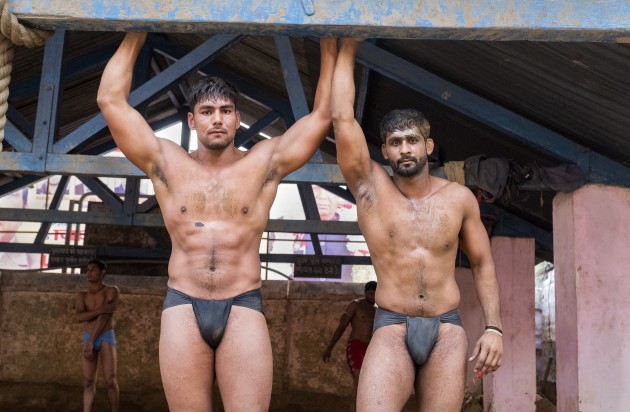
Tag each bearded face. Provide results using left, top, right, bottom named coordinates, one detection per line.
left=390, top=152, right=429, bottom=177
left=382, top=127, right=433, bottom=178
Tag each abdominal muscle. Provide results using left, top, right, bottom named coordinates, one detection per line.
left=165, top=219, right=264, bottom=300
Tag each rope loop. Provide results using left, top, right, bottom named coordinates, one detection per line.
left=0, top=0, right=53, bottom=149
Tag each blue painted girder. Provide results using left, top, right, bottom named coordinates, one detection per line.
left=10, top=0, right=630, bottom=42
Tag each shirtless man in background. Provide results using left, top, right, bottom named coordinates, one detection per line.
left=331, top=38, right=503, bottom=411
left=97, top=33, right=337, bottom=411
left=322, top=281, right=377, bottom=410
left=74, top=259, right=120, bottom=412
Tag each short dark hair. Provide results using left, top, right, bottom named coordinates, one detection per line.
left=379, top=109, right=431, bottom=144
left=188, top=76, right=240, bottom=111
left=87, top=259, right=107, bottom=271
left=364, top=281, right=377, bottom=292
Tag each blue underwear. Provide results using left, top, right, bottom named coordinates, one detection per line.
left=162, top=287, right=264, bottom=350
left=82, top=329, right=117, bottom=351
left=373, top=306, right=462, bottom=366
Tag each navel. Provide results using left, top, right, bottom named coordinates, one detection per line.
left=181, top=206, right=187, bottom=213
left=389, top=231, right=395, bottom=238
left=241, top=207, right=248, bottom=214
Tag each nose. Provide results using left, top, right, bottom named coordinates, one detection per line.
left=211, top=111, right=223, bottom=125
left=400, top=140, right=411, bottom=154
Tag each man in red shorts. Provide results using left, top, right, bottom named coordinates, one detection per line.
left=322, top=281, right=377, bottom=409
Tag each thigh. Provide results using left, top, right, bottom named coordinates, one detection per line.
left=416, top=323, right=467, bottom=412
left=357, top=324, right=415, bottom=412
left=99, top=342, right=118, bottom=381
left=160, top=304, right=214, bottom=412
left=215, top=306, right=272, bottom=412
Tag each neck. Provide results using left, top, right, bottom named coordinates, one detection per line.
left=88, top=283, right=105, bottom=294
left=392, top=168, right=432, bottom=199
left=191, top=145, right=241, bottom=167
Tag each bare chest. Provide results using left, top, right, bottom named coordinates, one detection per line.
left=160, top=167, right=274, bottom=222
left=361, top=199, right=461, bottom=253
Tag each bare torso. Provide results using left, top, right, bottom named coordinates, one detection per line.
left=153, top=139, right=280, bottom=299
left=349, top=298, right=376, bottom=343
left=357, top=168, right=468, bottom=317
left=81, top=285, right=117, bottom=333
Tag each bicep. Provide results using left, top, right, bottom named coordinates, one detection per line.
left=334, top=118, right=375, bottom=188
left=107, top=287, right=121, bottom=304
left=459, top=192, right=493, bottom=268
left=101, top=101, right=163, bottom=174
left=271, top=110, right=331, bottom=175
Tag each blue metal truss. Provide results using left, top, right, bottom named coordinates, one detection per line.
left=11, top=0, right=630, bottom=42
left=5, top=2, right=627, bottom=261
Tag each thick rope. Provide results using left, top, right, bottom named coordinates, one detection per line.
left=0, top=1, right=52, bottom=151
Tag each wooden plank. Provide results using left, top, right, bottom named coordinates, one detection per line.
left=10, top=0, right=630, bottom=41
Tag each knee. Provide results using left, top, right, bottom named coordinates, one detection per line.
left=105, top=376, right=118, bottom=389
left=83, top=377, right=96, bottom=390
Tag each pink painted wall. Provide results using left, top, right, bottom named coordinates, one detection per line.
left=554, top=184, right=630, bottom=411
left=483, top=237, right=536, bottom=411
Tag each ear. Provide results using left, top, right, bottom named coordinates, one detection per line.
left=187, top=111, right=195, bottom=130
left=381, top=143, right=389, bottom=160
left=235, top=110, right=241, bottom=126
left=426, top=138, right=435, bottom=156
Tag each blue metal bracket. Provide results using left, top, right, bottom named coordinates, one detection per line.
left=301, top=0, right=315, bottom=16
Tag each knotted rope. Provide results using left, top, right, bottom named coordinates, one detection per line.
left=0, top=0, right=52, bottom=151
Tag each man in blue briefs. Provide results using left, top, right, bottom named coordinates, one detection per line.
left=74, top=259, right=120, bottom=412
left=331, top=39, right=503, bottom=411
left=98, top=32, right=338, bottom=410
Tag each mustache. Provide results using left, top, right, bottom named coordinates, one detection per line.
left=397, top=156, right=417, bottom=165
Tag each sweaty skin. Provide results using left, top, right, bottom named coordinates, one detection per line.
left=97, top=33, right=338, bottom=411
left=331, top=38, right=502, bottom=412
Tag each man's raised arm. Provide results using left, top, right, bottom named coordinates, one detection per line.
left=97, top=33, right=164, bottom=175
left=270, top=37, right=338, bottom=176
left=331, top=39, right=374, bottom=189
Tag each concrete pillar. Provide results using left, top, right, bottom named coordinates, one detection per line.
left=553, top=184, right=630, bottom=411
left=484, top=237, right=537, bottom=411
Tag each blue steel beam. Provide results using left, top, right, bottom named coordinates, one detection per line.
left=33, top=176, right=68, bottom=244
left=4, top=121, right=32, bottom=152
left=77, top=177, right=124, bottom=211
left=9, top=43, right=118, bottom=102
left=355, top=41, right=630, bottom=188
left=274, top=35, right=322, bottom=163
left=33, top=30, right=65, bottom=157
left=10, top=0, right=630, bottom=42
left=7, top=106, right=34, bottom=139
left=234, top=111, right=281, bottom=147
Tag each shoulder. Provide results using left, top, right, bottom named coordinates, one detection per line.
left=105, top=285, right=120, bottom=296
left=434, top=178, right=476, bottom=203
left=160, top=138, right=192, bottom=157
